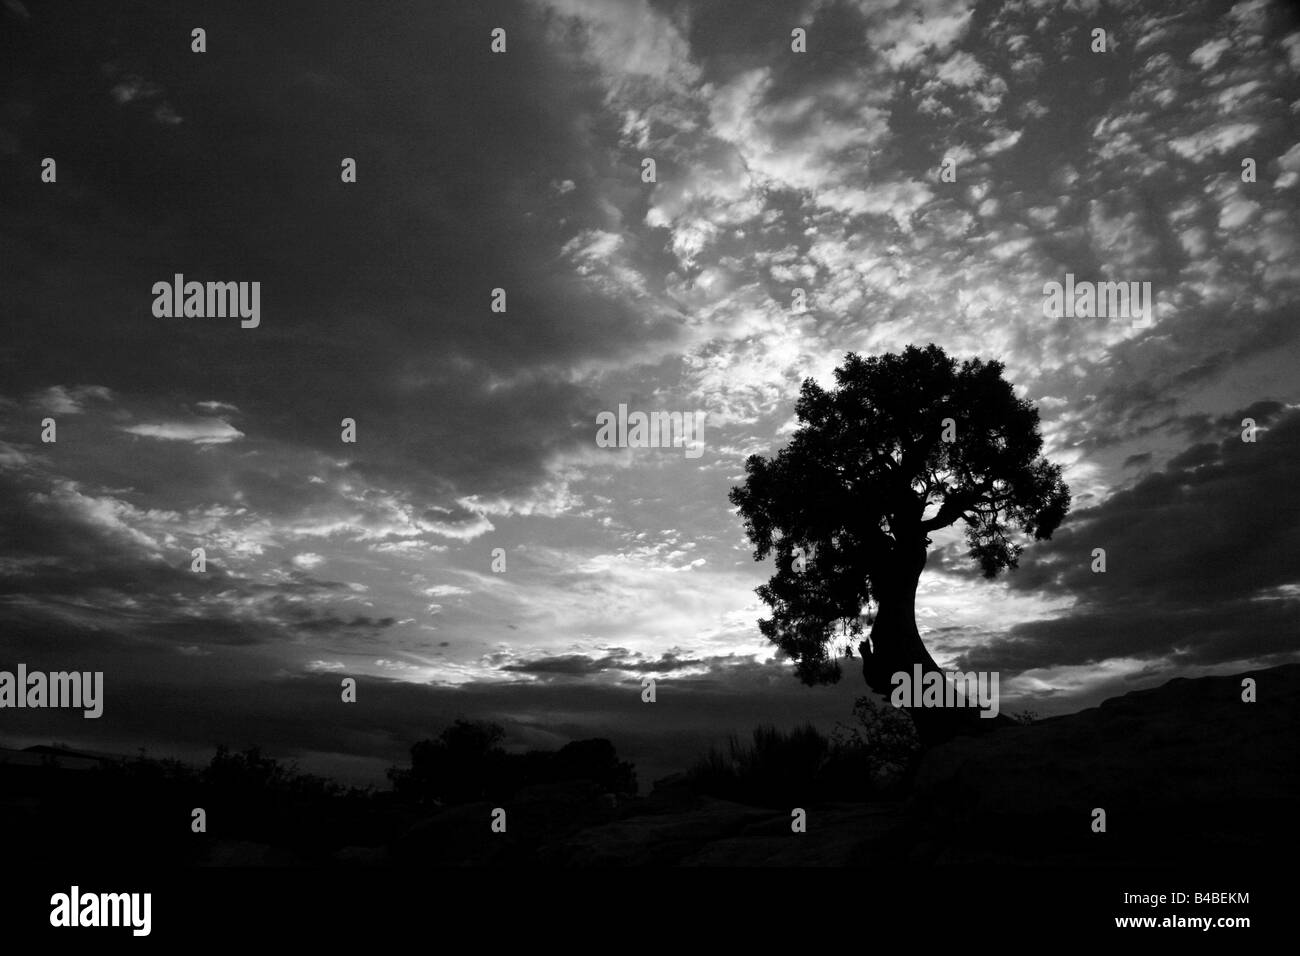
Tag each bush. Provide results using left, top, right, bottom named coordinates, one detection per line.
left=830, top=695, right=921, bottom=793
left=686, top=697, right=921, bottom=807
left=687, top=723, right=833, bottom=807
left=387, top=720, right=638, bottom=806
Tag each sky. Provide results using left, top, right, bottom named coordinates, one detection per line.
left=1, top=0, right=1298, bottom=788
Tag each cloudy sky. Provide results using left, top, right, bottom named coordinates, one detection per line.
left=2, top=0, right=1298, bottom=787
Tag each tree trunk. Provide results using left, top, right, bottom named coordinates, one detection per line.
left=858, top=541, right=1011, bottom=747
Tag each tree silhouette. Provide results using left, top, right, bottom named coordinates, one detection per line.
left=729, top=344, right=1070, bottom=745
left=388, top=718, right=507, bottom=806
left=387, top=720, right=639, bottom=805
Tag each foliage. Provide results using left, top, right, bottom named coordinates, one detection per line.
left=831, top=695, right=921, bottom=788
left=729, top=344, right=1071, bottom=684
left=387, top=719, right=637, bottom=805
left=686, top=698, right=922, bottom=806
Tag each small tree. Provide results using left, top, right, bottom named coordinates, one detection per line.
left=388, top=719, right=506, bottom=805
left=729, top=345, right=1070, bottom=744
left=832, top=696, right=921, bottom=791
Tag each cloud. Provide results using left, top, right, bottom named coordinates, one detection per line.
left=32, top=385, right=113, bottom=415
left=102, top=64, right=183, bottom=125
left=1275, top=142, right=1300, bottom=189
left=421, top=585, right=470, bottom=598
left=499, top=648, right=744, bottom=679
left=1189, top=37, right=1232, bottom=70
left=533, top=0, right=701, bottom=95
left=934, top=51, right=987, bottom=88
left=862, top=0, right=974, bottom=69
left=958, top=405, right=1300, bottom=676
left=1167, top=122, right=1260, bottom=160
left=120, top=420, right=244, bottom=444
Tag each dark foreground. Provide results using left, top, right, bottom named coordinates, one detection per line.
left=3, top=664, right=1294, bottom=869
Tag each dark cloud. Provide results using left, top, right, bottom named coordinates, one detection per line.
left=0, top=451, right=397, bottom=651
left=958, top=406, right=1300, bottom=675
left=1054, top=319, right=1298, bottom=457
left=499, top=649, right=719, bottom=677
left=0, top=0, right=675, bottom=508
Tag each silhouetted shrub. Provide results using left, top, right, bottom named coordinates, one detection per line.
left=830, top=695, right=921, bottom=794
left=387, top=719, right=508, bottom=806
left=687, top=723, right=833, bottom=807
left=686, top=697, right=921, bottom=806
left=553, top=738, right=637, bottom=795
left=387, top=720, right=637, bottom=806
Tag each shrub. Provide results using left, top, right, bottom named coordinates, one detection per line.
left=687, top=697, right=922, bottom=806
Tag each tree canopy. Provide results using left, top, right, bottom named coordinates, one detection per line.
left=729, top=344, right=1071, bottom=685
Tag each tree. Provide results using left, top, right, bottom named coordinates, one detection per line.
left=387, top=722, right=640, bottom=805
left=388, top=719, right=506, bottom=805
left=554, top=738, right=638, bottom=796
left=729, top=344, right=1070, bottom=745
